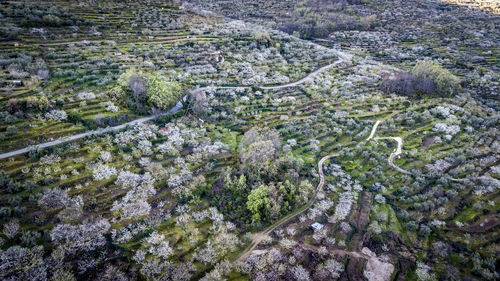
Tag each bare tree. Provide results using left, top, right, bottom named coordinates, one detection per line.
left=3, top=220, right=19, bottom=239
left=128, top=75, right=146, bottom=103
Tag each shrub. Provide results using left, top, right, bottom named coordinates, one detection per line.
left=6, top=98, right=19, bottom=114
left=419, top=224, right=432, bottom=237
left=146, top=75, right=182, bottom=110
left=41, top=14, right=62, bottom=26
left=28, top=146, right=44, bottom=161
left=7, top=181, right=20, bottom=193
left=21, top=230, right=41, bottom=247
left=0, top=207, right=11, bottom=218
left=380, top=73, right=435, bottom=96
left=29, top=193, right=42, bottom=203
left=8, top=196, right=22, bottom=206
left=67, top=113, right=98, bottom=130
left=26, top=96, right=50, bottom=113
left=412, top=61, right=460, bottom=96
left=13, top=206, right=26, bottom=217
left=0, top=171, right=11, bottom=187
left=3, top=220, right=19, bottom=239
left=1, top=112, right=18, bottom=124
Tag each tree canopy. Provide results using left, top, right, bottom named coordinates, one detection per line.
left=246, top=184, right=270, bottom=222
left=412, top=60, right=460, bottom=97
left=239, top=126, right=282, bottom=177
left=146, top=75, right=182, bottom=110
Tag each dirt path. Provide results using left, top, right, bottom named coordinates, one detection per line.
left=235, top=153, right=338, bottom=263
left=302, top=241, right=371, bottom=260
left=353, top=191, right=373, bottom=250
left=260, top=59, right=346, bottom=90
left=368, top=120, right=467, bottom=182
left=0, top=99, right=186, bottom=160
left=366, top=120, right=381, bottom=141
left=374, top=136, right=410, bottom=175
left=193, top=59, right=345, bottom=91
left=0, top=60, right=345, bottom=160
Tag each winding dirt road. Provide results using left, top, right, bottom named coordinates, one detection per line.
left=260, top=59, right=346, bottom=90
left=374, top=136, right=409, bottom=175
left=366, top=120, right=381, bottom=141
left=0, top=100, right=185, bottom=160
left=368, top=120, right=467, bottom=182
left=235, top=153, right=338, bottom=262
left=0, top=60, right=345, bottom=160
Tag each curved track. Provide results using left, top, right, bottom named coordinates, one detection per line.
left=260, top=59, right=345, bottom=90
left=236, top=153, right=338, bottom=262
left=0, top=100, right=184, bottom=160
left=0, top=59, right=347, bottom=160
left=368, top=120, right=466, bottom=182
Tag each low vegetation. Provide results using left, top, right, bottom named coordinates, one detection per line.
left=0, top=0, right=498, bottom=280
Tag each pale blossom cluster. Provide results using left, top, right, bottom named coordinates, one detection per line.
left=177, top=64, right=217, bottom=79
left=43, top=109, right=68, bottom=121
left=200, top=260, right=232, bottom=281
left=51, top=219, right=110, bottom=254
left=111, top=221, right=150, bottom=244
left=99, top=151, right=112, bottom=162
left=145, top=231, right=174, bottom=259
left=433, top=122, right=460, bottom=136
left=374, top=194, right=386, bottom=204
left=102, top=101, right=119, bottom=112
left=77, top=91, right=96, bottom=100
left=113, top=123, right=158, bottom=146
left=326, top=165, right=362, bottom=223
left=89, top=163, right=117, bottom=181
left=415, top=262, right=436, bottom=281
left=430, top=104, right=463, bottom=119
left=425, top=159, right=452, bottom=173
left=111, top=171, right=156, bottom=219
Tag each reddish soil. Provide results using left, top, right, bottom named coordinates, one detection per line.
left=467, top=216, right=499, bottom=232
left=422, top=136, right=435, bottom=147
left=350, top=190, right=373, bottom=251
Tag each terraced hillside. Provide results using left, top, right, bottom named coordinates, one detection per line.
left=0, top=1, right=498, bottom=281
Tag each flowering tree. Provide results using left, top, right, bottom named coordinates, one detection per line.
left=44, top=109, right=67, bottom=121
left=239, top=126, right=283, bottom=179
left=3, top=220, right=19, bottom=239
left=51, top=219, right=110, bottom=254
left=292, top=265, right=311, bottom=281
left=91, top=163, right=117, bottom=181
left=111, top=171, right=156, bottom=219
